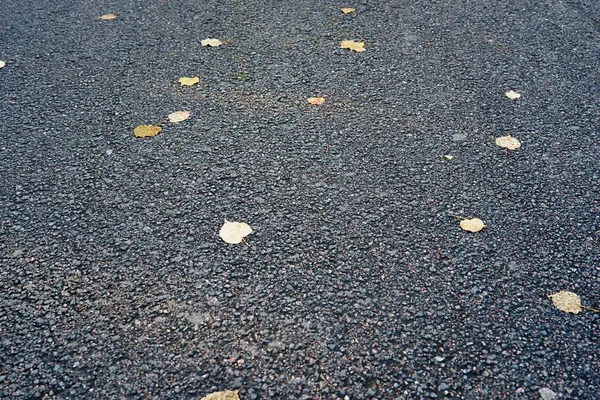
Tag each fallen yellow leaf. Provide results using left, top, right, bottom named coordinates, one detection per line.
left=495, top=135, right=521, bottom=150
left=168, top=111, right=191, bottom=123
left=0, top=60, right=5, bottom=69
left=201, top=38, right=224, bottom=47
left=219, top=220, right=253, bottom=244
left=505, top=90, right=521, bottom=100
left=99, top=13, right=117, bottom=20
left=133, top=125, right=162, bottom=138
left=340, top=40, right=366, bottom=52
left=179, top=76, right=199, bottom=86
left=200, top=390, right=240, bottom=400
left=341, top=7, right=356, bottom=14
left=307, top=97, right=325, bottom=105
left=459, top=218, right=485, bottom=233
left=443, top=155, right=453, bottom=160
left=549, top=290, right=582, bottom=314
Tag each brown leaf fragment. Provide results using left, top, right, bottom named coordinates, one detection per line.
left=200, top=390, right=240, bottom=400
left=134, top=125, right=162, bottom=138
left=99, top=13, right=117, bottom=20
left=549, top=290, right=582, bottom=314
left=341, top=7, right=356, bottom=14
left=340, top=40, right=366, bottom=52
left=0, top=60, right=5, bottom=69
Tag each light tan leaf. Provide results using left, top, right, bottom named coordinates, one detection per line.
left=0, top=60, right=5, bottom=69
left=201, top=38, right=224, bottom=47
left=549, top=290, right=582, bottom=314
left=219, top=220, right=253, bottom=244
left=168, top=111, right=191, bottom=123
left=495, top=135, right=521, bottom=150
left=340, top=40, right=366, bottom=52
left=179, top=76, right=199, bottom=86
left=505, top=90, right=521, bottom=100
left=134, top=125, right=162, bottom=138
left=341, top=7, right=356, bottom=14
left=459, top=218, right=485, bottom=233
left=99, top=13, right=117, bottom=20
left=443, top=155, right=453, bottom=160
left=200, top=390, right=240, bottom=400
left=307, top=97, right=325, bottom=105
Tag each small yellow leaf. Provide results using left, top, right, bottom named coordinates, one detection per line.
left=201, top=38, right=224, bottom=47
left=133, top=125, right=162, bottom=138
left=505, top=90, right=521, bottom=100
left=341, top=7, right=356, bottom=14
left=459, top=218, right=485, bottom=233
left=99, top=13, right=117, bottom=20
left=443, top=155, right=453, bottom=160
left=307, top=97, right=325, bottom=105
left=168, top=111, right=191, bottom=123
left=0, top=60, right=5, bottom=69
left=200, top=390, right=240, bottom=400
left=340, top=40, right=366, bottom=52
left=549, top=290, right=582, bottom=314
left=495, top=135, right=521, bottom=150
left=219, top=220, right=253, bottom=244
left=179, top=76, right=199, bottom=86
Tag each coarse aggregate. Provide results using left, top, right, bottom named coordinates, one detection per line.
left=1, top=0, right=599, bottom=399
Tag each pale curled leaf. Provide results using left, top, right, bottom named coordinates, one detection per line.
left=168, top=111, right=191, bottom=123
left=201, top=38, right=224, bottom=47
left=200, top=390, right=240, bottom=400
left=495, top=135, right=521, bottom=150
left=340, top=40, right=366, bottom=52
left=134, top=125, right=162, bottom=138
left=539, top=388, right=557, bottom=400
left=459, top=218, right=485, bottom=233
left=99, top=13, right=117, bottom=20
left=307, top=97, right=325, bottom=105
left=549, top=290, right=582, bottom=314
left=0, top=60, right=5, bottom=69
left=219, top=220, right=253, bottom=244
left=505, top=90, right=521, bottom=100
left=179, top=76, right=199, bottom=86
left=341, top=7, right=356, bottom=14
left=443, top=155, right=453, bottom=160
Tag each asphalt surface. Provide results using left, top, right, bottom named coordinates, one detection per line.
left=1, top=0, right=599, bottom=399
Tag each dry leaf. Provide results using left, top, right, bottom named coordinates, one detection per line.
left=443, top=155, right=453, bottom=160
left=495, top=135, right=521, bottom=150
left=0, top=60, right=5, bottom=69
left=202, top=38, right=224, bottom=47
left=307, top=97, right=325, bottom=105
left=340, top=40, right=366, bottom=52
left=549, top=290, right=582, bottom=314
left=539, top=388, right=558, bottom=400
left=179, top=76, right=199, bottom=86
left=219, top=220, right=253, bottom=244
left=134, top=125, right=162, bottom=138
left=168, top=111, right=191, bottom=123
left=99, top=13, right=117, bottom=20
left=505, top=90, right=521, bottom=100
left=341, top=7, right=356, bottom=14
left=459, top=218, right=485, bottom=232
left=200, top=390, right=240, bottom=400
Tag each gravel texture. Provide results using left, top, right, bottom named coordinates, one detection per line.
left=1, top=0, right=599, bottom=399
